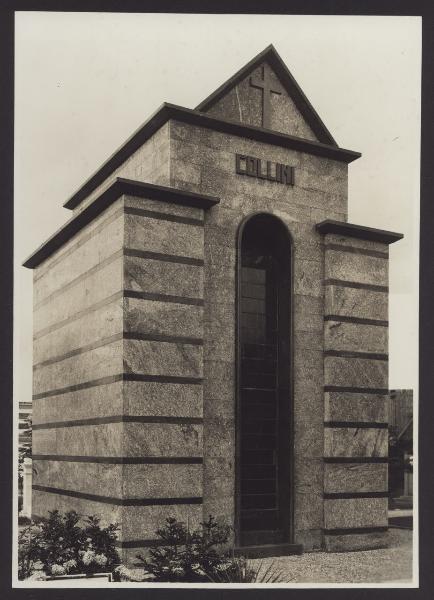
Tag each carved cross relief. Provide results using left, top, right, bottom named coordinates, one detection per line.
left=250, top=65, right=284, bottom=129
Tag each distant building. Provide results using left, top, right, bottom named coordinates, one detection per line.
left=388, top=390, right=413, bottom=508
left=19, top=400, right=32, bottom=456
left=18, top=400, right=32, bottom=510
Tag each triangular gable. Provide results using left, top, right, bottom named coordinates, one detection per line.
left=196, top=44, right=337, bottom=146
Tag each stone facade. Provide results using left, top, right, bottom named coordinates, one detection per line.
left=24, top=45, right=403, bottom=562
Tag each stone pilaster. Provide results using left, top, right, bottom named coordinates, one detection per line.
left=119, top=192, right=208, bottom=564
left=316, top=221, right=403, bottom=552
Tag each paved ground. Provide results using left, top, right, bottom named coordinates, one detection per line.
left=252, top=528, right=413, bottom=584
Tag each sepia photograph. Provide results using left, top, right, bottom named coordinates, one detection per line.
left=13, top=12, right=420, bottom=588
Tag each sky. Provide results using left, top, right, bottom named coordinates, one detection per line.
left=14, top=13, right=421, bottom=407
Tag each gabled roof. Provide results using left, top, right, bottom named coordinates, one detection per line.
left=62, top=46, right=360, bottom=212
left=196, top=44, right=337, bottom=147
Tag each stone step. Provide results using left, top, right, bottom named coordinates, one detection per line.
left=234, top=543, right=303, bottom=559
left=388, top=508, right=412, bottom=518
left=240, top=530, right=285, bottom=546
left=389, top=514, right=413, bottom=529
left=393, top=496, right=413, bottom=509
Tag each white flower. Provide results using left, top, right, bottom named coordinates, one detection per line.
left=114, top=565, right=130, bottom=581
left=63, top=559, right=77, bottom=573
left=94, top=554, right=108, bottom=567
left=81, top=550, right=96, bottom=566
left=26, top=572, right=46, bottom=581
left=51, top=564, right=66, bottom=576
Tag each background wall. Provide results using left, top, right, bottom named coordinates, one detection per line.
left=14, top=13, right=420, bottom=420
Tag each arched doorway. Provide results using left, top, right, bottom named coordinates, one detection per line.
left=236, top=213, right=293, bottom=547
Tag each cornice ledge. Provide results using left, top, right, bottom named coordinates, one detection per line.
left=315, top=219, right=403, bottom=245
left=23, top=178, right=219, bottom=269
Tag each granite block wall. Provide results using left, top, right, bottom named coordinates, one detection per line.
left=120, top=192, right=206, bottom=562
left=31, top=113, right=394, bottom=559
left=72, top=123, right=171, bottom=215
left=322, top=233, right=390, bottom=552
left=32, top=198, right=125, bottom=534
left=32, top=187, right=208, bottom=564
left=167, top=119, right=349, bottom=550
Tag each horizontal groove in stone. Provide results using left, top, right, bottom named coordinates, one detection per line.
left=34, top=290, right=204, bottom=341
left=324, top=421, right=388, bottom=429
left=32, top=485, right=203, bottom=506
left=324, top=279, right=388, bottom=293
left=115, top=539, right=166, bottom=548
left=124, top=205, right=204, bottom=227
left=324, top=386, right=389, bottom=395
left=33, top=374, right=124, bottom=400
left=324, top=350, right=388, bottom=361
left=32, top=415, right=204, bottom=430
left=324, top=244, right=388, bottom=259
left=34, top=331, right=203, bottom=370
left=323, top=457, right=389, bottom=464
left=124, top=248, right=204, bottom=266
left=324, top=526, right=388, bottom=536
left=123, top=332, right=203, bottom=346
left=124, top=290, right=204, bottom=306
left=324, top=492, right=389, bottom=499
left=324, top=315, right=388, bottom=327
left=34, top=249, right=123, bottom=310
left=32, top=455, right=203, bottom=464
left=33, top=206, right=124, bottom=283
left=33, top=373, right=203, bottom=400
left=123, top=373, right=203, bottom=385
left=33, top=333, right=123, bottom=370
left=33, top=291, right=123, bottom=340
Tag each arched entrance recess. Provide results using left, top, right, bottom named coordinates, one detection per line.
left=236, top=213, right=293, bottom=547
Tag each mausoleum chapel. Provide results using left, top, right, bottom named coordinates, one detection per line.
left=24, top=45, right=403, bottom=563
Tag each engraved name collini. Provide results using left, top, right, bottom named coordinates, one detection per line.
left=235, top=153, right=295, bottom=186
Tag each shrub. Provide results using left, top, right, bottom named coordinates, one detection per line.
left=136, top=515, right=232, bottom=582
left=18, top=524, right=43, bottom=580
left=207, top=556, right=285, bottom=583
left=18, top=510, right=120, bottom=579
left=135, top=516, right=287, bottom=584
left=113, top=565, right=135, bottom=582
left=81, top=515, right=120, bottom=572
left=112, top=565, right=154, bottom=582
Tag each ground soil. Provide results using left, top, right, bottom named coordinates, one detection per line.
left=252, top=528, right=413, bottom=584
